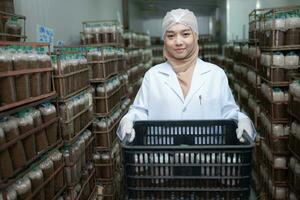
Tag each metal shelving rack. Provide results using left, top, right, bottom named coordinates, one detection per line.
left=0, top=11, right=26, bottom=41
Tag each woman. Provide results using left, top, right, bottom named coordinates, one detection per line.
left=117, top=8, right=255, bottom=142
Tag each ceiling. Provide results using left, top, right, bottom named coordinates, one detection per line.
left=130, top=0, right=220, bottom=18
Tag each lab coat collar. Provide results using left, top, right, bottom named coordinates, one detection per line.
left=158, top=58, right=211, bottom=75
left=158, top=58, right=212, bottom=104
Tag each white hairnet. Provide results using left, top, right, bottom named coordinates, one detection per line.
left=162, top=8, right=198, bottom=38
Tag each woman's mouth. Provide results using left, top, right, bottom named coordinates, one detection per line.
left=175, top=48, right=185, bottom=53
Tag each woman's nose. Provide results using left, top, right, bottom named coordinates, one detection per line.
left=175, top=36, right=183, bottom=45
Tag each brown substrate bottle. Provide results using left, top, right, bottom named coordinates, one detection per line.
left=1, top=185, right=17, bottom=200
left=0, top=0, right=14, bottom=13
left=85, top=33, right=93, bottom=45
left=5, top=16, right=22, bottom=41
left=73, top=97, right=81, bottom=136
left=107, top=25, right=114, bottom=43
left=59, top=101, right=74, bottom=140
left=78, top=137, right=86, bottom=170
left=28, top=49, right=41, bottom=97
left=96, top=85, right=106, bottom=114
left=63, top=150, right=72, bottom=186
left=30, top=109, right=48, bottom=154
left=93, top=153, right=101, bottom=178
left=0, top=49, right=16, bottom=105
left=12, top=48, right=30, bottom=101
left=83, top=129, right=92, bottom=161
left=103, top=184, right=113, bottom=200
left=68, top=61, right=74, bottom=95
left=49, top=150, right=64, bottom=193
left=285, top=28, right=300, bottom=45
left=0, top=117, right=27, bottom=170
left=273, top=30, right=285, bottom=46
left=81, top=169, right=90, bottom=199
left=28, top=168, right=45, bottom=200
left=39, top=158, right=55, bottom=200
left=39, top=53, right=52, bottom=95
left=15, top=177, right=32, bottom=200
left=39, top=103, right=58, bottom=146
left=95, top=119, right=108, bottom=148
left=100, top=153, right=112, bottom=180
left=78, top=96, right=86, bottom=130
left=16, top=110, right=36, bottom=161
left=87, top=163, right=95, bottom=190
left=0, top=127, right=14, bottom=180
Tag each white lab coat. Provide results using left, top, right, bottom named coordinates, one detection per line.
left=124, top=58, right=255, bottom=137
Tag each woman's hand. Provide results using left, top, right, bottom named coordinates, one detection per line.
left=117, top=117, right=135, bottom=143
left=236, top=118, right=254, bottom=143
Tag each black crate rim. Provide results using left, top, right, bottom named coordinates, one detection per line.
left=122, top=120, right=254, bottom=149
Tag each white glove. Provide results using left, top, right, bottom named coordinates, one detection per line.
left=236, top=118, right=254, bottom=143
left=117, top=117, right=135, bottom=143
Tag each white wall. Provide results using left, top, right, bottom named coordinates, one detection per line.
left=14, top=0, right=123, bottom=44
left=218, top=0, right=227, bottom=44
left=142, top=18, right=162, bottom=37
left=141, top=16, right=210, bottom=37
left=197, top=16, right=210, bottom=35
left=128, top=1, right=143, bottom=33
left=226, top=0, right=256, bottom=42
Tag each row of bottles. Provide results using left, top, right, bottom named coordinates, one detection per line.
left=0, top=149, right=64, bottom=200
left=0, top=45, right=52, bottom=105
left=0, top=103, right=58, bottom=182
left=81, top=21, right=123, bottom=45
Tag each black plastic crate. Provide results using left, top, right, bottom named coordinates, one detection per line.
left=122, top=120, right=254, bottom=200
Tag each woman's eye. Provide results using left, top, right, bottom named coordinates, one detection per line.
left=183, top=32, right=191, bottom=37
left=167, top=35, right=174, bottom=39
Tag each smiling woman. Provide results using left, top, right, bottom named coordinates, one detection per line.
left=117, top=8, right=256, bottom=145
left=164, top=25, right=196, bottom=60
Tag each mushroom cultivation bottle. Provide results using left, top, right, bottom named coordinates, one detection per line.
left=39, top=158, right=55, bottom=200
left=30, top=109, right=48, bottom=153
left=5, top=16, right=22, bottom=41
left=15, top=177, right=32, bottom=200
left=27, top=167, right=45, bottom=200
left=0, top=127, right=14, bottom=180
left=28, top=46, right=41, bottom=97
left=0, top=46, right=16, bottom=105
left=49, top=150, right=64, bottom=193
left=13, top=46, right=30, bottom=101
left=0, top=117, right=27, bottom=170
left=16, top=109, right=36, bottom=161
left=39, top=103, right=58, bottom=146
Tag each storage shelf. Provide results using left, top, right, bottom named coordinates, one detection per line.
left=0, top=92, right=57, bottom=116
left=261, top=45, right=300, bottom=51
left=0, top=142, right=64, bottom=189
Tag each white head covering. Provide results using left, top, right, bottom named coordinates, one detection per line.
left=162, top=8, right=198, bottom=38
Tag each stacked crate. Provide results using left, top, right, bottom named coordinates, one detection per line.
left=288, top=78, right=300, bottom=200
left=52, top=46, right=96, bottom=200
left=219, top=7, right=300, bottom=199
left=0, top=11, right=26, bottom=42
left=257, top=6, right=300, bottom=200
left=124, top=31, right=152, bottom=99
left=82, top=20, right=128, bottom=200
left=0, top=42, right=65, bottom=199
left=150, top=36, right=164, bottom=65
left=198, top=34, right=219, bottom=62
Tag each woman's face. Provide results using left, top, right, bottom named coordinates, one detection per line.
left=164, top=23, right=195, bottom=59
